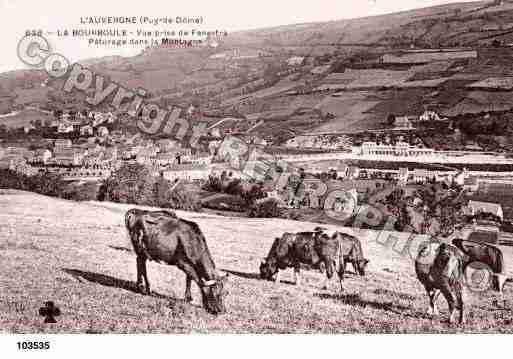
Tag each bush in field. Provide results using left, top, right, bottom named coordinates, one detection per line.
left=101, top=163, right=154, bottom=205
left=153, top=177, right=202, bottom=211
left=0, top=169, right=29, bottom=190
left=247, top=198, right=283, bottom=218
left=203, top=194, right=247, bottom=212
left=0, top=169, right=66, bottom=198
left=224, top=178, right=244, bottom=196
left=241, top=183, right=267, bottom=206
left=61, top=182, right=100, bottom=201
left=202, top=175, right=223, bottom=192
left=100, top=163, right=202, bottom=211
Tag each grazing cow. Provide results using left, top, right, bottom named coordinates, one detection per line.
left=125, top=208, right=228, bottom=315
left=415, top=241, right=466, bottom=324
left=259, top=229, right=368, bottom=291
left=332, top=231, right=369, bottom=277
left=452, top=238, right=508, bottom=305
left=452, top=238, right=507, bottom=291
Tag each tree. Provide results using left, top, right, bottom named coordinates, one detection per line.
left=153, top=177, right=201, bottom=211
left=202, top=175, right=223, bottom=192
left=225, top=178, right=243, bottom=196
left=53, top=109, right=63, bottom=119
left=241, top=183, right=266, bottom=206
left=247, top=198, right=283, bottom=218
left=492, top=39, right=503, bottom=48
left=387, top=114, right=396, bottom=126
left=102, top=163, right=154, bottom=205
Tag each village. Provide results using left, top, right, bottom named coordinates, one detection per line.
left=3, top=0, right=513, bottom=242
left=1, top=102, right=513, bottom=244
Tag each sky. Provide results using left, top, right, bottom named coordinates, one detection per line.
left=0, top=0, right=483, bottom=73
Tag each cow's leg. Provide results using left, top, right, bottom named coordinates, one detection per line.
left=322, top=260, right=334, bottom=291
left=428, top=288, right=441, bottom=316
left=496, top=274, right=507, bottom=307
left=294, top=264, right=301, bottom=286
left=140, top=256, right=151, bottom=294
left=176, top=260, right=201, bottom=301
left=274, top=270, right=281, bottom=284
left=184, top=276, right=193, bottom=302
left=136, top=256, right=149, bottom=294
left=135, top=256, right=143, bottom=291
left=338, top=258, right=346, bottom=292
left=455, top=283, right=465, bottom=325
left=440, top=283, right=457, bottom=324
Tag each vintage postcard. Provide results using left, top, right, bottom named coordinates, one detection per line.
left=1, top=0, right=513, bottom=351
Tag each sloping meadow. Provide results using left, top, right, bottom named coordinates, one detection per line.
left=0, top=191, right=512, bottom=333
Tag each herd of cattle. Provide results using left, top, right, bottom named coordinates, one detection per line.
left=124, top=208, right=509, bottom=324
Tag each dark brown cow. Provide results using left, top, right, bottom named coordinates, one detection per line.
left=125, top=208, right=228, bottom=315
left=332, top=231, right=369, bottom=277
left=452, top=238, right=507, bottom=292
left=259, top=229, right=368, bottom=291
left=415, top=241, right=466, bottom=324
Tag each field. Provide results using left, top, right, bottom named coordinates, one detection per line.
left=0, top=109, right=53, bottom=129
left=1, top=190, right=513, bottom=334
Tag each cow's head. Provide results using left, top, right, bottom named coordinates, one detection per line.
left=201, top=273, right=229, bottom=315
left=355, top=258, right=370, bottom=276
left=259, top=257, right=278, bottom=281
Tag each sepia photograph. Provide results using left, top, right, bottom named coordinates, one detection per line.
left=1, top=0, right=513, bottom=351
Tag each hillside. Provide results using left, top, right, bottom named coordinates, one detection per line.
left=4, top=1, right=513, bottom=140
left=1, top=190, right=512, bottom=333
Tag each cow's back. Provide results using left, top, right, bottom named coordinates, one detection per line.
left=313, top=232, right=339, bottom=263
left=291, top=232, right=322, bottom=266
left=335, top=233, right=363, bottom=260
left=265, top=233, right=297, bottom=268
left=453, top=238, right=504, bottom=274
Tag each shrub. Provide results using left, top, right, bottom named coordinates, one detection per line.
left=224, top=178, right=244, bottom=196
left=153, top=177, right=202, bottom=211
left=100, top=164, right=202, bottom=211
left=247, top=198, right=283, bottom=218
left=203, top=194, right=247, bottom=212
left=241, top=183, right=266, bottom=206
left=61, top=182, right=100, bottom=201
left=101, top=163, right=154, bottom=205
left=0, top=169, right=67, bottom=198
left=202, top=175, right=223, bottom=192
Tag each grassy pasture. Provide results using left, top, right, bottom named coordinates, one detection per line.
left=0, top=190, right=512, bottom=333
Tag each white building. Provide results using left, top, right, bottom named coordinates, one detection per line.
left=398, top=167, right=409, bottom=185
left=467, top=201, right=503, bottom=221
left=394, top=116, right=414, bottom=129
left=353, top=142, right=435, bottom=157
left=419, top=110, right=446, bottom=122
left=412, top=169, right=433, bottom=183
left=163, top=163, right=210, bottom=182
left=28, top=149, right=52, bottom=164
left=54, top=139, right=72, bottom=152
left=97, top=126, right=109, bottom=137
left=287, top=56, right=305, bottom=66
left=57, top=123, right=74, bottom=133
left=80, top=125, right=94, bottom=136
